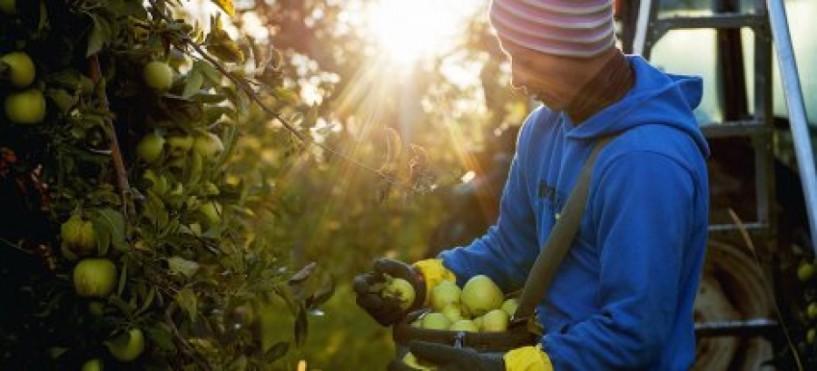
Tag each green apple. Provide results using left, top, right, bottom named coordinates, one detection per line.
left=420, top=312, right=450, bottom=330
left=449, top=319, right=479, bottom=332
left=797, top=262, right=815, bottom=282
left=73, top=258, right=117, bottom=298
left=430, top=280, right=461, bottom=312
left=87, top=301, right=106, bottom=317
left=1, top=52, right=35, bottom=87
left=199, top=200, right=222, bottom=226
left=136, top=132, right=165, bottom=163
left=383, top=277, right=416, bottom=311
left=105, top=328, right=145, bottom=362
left=143, top=61, right=173, bottom=91
left=60, top=214, right=96, bottom=255
left=461, top=275, right=504, bottom=317
left=81, top=358, right=103, bottom=371
left=481, top=309, right=510, bottom=332
left=440, top=303, right=463, bottom=323
left=166, top=134, right=194, bottom=157
left=501, top=298, right=519, bottom=317
left=472, top=315, right=484, bottom=330
left=0, top=0, right=16, bottom=16
left=0, top=0, right=17, bottom=15
left=193, top=132, right=224, bottom=160
left=142, top=169, right=169, bottom=195
left=808, top=302, right=817, bottom=319
left=4, top=89, right=46, bottom=124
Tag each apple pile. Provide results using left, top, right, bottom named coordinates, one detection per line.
left=412, top=275, right=518, bottom=333
left=397, top=275, right=518, bottom=370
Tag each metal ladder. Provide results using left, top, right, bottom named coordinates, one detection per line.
left=619, top=0, right=817, bottom=346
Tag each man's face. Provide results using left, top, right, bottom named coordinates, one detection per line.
left=499, top=39, right=583, bottom=110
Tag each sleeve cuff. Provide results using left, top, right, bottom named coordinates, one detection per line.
left=504, top=345, right=554, bottom=371
left=412, top=258, right=456, bottom=306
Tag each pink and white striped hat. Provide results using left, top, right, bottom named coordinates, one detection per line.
left=489, top=0, right=616, bottom=58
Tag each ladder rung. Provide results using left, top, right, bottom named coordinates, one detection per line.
left=700, top=120, right=771, bottom=138
left=695, top=318, right=778, bottom=338
left=655, top=14, right=767, bottom=33
left=708, top=222, right=768, bottom=234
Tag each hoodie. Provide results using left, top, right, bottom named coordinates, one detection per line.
left=438, top=55, right=710, bottom=370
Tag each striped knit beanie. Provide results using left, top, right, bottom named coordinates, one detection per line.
left=489, top=0, right=616, bottom=58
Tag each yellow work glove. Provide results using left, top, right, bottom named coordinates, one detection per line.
left=412, top=258, right=457, bottom=306
left=388, top=343, right=553, bottom=371
left=504, top=345, right=553, bottom=371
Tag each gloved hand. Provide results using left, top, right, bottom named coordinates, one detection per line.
left=388, top=341, right=505, bottom=371
left=353, top=258, right=426, bottom=326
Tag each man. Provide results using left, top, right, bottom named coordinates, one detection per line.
left=355, top=0, right=710, bottom=369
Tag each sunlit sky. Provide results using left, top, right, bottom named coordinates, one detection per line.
left=184, top=0, right=490, bottom=104
left=361, top=0, right=484, bottom=66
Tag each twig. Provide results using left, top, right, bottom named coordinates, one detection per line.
left=0, top=237, right=32, bottom=255
left=164, top=302, right=214, bottom=371
left=88, top=55, right=134, bottom=221
left=728, top=208, right=804, bottom=371
left=146, top=0, right=411, bottom=191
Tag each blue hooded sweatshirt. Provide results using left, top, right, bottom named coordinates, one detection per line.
left=438, top=56, right=710, bottom=370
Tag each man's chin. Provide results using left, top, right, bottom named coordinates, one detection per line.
left=531, top=94, right=562, bottom=110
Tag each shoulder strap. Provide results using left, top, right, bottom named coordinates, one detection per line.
left=512, top=135, right=616, bottom=324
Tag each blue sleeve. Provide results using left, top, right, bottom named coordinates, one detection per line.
left=543, top=151, right=695, bottom=369
left=438, top=124, right=540, bottom=291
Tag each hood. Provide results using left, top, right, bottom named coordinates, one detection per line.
left=564, top=55, right=710, bottom=157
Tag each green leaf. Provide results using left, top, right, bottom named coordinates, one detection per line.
left=46, top=70, right=81, bottom=87
left=47, top=347, right=69, bottom=359
left=117, top=260, right=128, bottom=297
left=143, top=192, right=170, bottom=231
left=91, top=215, right=111, bottom=256
left=187, top=151, right=203, bottom=185
left=87, top=14, right=112, bottom=57
left=228, top=356, right=248, bottom=371
left=197, top=92, right=228, bottom=104
left=210, top=0, right=235, bottom=16
left=38, top=0, right=48, bottom=32
left=234, top=88, right=250, bottom=115
left=146, top=325, right=176, bottom=351
left=167, top=256, right=201, bottom=278
left=264, top=341, right=289, bottom=362
left=109, top=296, right=134, bottom=316
left=91, top=208, right=128, bottom=252
left=307, top=278, right=335, bottom=309
left=288, top=262, right=316, bottom=284
left=46, top=88, right=78, bottom=114
left=104, top=329, right=132, bottom=353
left=175, top=288, right=198, bottom=321
left=182, top=70, right=204, bottom=99
left=137, top=286, right=156, bottom=315
left=196, top=60, right=222, bottom=85
left=107, top=0, right=148, bottom=18
left=203, top=106, right=232, bottom=126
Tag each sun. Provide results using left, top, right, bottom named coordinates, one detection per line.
left=362, top=0, right=482, bottom=67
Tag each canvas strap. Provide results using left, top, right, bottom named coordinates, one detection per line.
left=512, top=135, right=616, bottom=325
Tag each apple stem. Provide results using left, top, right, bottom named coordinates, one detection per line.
left=88, top=55, right=134, bottom=224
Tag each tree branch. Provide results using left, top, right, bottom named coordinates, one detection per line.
left=88, top=54, right=134, bottom=221
left=147, top=0, right=411, bottom=192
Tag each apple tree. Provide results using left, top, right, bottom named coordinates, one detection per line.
left=0, top=0, right=329, bottom=369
